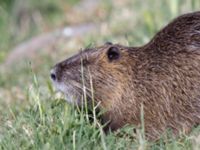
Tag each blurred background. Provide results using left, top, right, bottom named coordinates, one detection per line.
left=0, top=0, right=200, bottom=132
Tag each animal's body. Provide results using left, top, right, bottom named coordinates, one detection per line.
left=51, top=12, right=200, bottom=140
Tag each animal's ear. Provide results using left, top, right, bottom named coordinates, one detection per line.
left=105, top=42, right=113, bottom=45
left=107, top=46, right=120, bottom=61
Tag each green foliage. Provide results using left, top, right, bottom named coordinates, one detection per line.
left=0, top=79, right=199, bottom=149
left=0, top=0, right=79, bottom=59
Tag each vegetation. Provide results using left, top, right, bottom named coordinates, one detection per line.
left=0, top=0, right=200, bottom=149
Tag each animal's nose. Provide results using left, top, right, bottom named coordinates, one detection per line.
left=50, top=69, right=57, bottom=81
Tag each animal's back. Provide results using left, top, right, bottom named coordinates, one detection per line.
left=133, top=11, right=200, bottom=139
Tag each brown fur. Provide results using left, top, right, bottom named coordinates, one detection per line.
left=51, top=12, right=200, bottom=140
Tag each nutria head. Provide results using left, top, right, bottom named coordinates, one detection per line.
left=51, top=43, right=137, bottom=108
left=51, top=11, right=200, bottom=140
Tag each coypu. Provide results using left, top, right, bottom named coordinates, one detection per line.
left=51, top=11, right=200, bottom=140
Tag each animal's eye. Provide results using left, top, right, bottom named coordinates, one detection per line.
left=107, top=46, right=120, bottom=61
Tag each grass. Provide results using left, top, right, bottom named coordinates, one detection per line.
left=1, top=0, right=200, bottom=149
left=0, top=77, right=197, bottom=149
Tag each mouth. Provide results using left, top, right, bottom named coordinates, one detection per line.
left=51, top=81, right=80, bottom=105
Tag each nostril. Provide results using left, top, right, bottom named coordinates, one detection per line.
left=50, top=69, right=57, bottom=81
left=51, top=73, right=56, bottom=81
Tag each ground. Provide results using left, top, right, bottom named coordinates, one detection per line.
left=0, top=0, right=200, bottom=149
